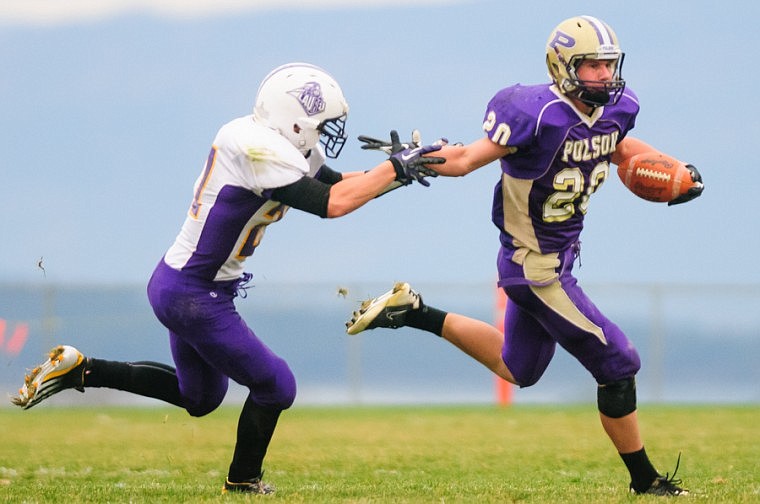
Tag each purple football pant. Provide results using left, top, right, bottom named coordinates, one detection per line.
left=497, top=246, right=640, bottom=387
left=147, top=260, right=296, bottom=416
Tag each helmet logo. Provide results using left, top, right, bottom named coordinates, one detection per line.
left=288, top=81, right=326, bottom=116
left=548, top=30, right=575, bottom=50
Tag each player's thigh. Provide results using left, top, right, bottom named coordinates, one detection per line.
left=501, top=291, right=556, bottom=387
left=529, top=278, right=640, bottom=383
left=170, top=331, right=228, bottom=415
left=160, top=290, right=295, bottom=408
left=190, top=310, right=296, bottom=407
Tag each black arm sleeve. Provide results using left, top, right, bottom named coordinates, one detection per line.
left=269, top=177, right=332, bottom=218
left=315, top=164, right=343, bottom=185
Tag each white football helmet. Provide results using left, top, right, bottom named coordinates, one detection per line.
left=253, top=63, right=349, bottom=158
left=545, top=15, right=625, bottom=106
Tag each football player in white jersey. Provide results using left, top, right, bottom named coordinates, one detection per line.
left=11, top=62, right=444, bottom=494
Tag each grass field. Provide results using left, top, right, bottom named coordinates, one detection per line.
left=1, top=404, right=758, bottom=503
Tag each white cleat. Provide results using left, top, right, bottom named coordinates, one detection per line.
left=346, top=282, right=420, bottom=335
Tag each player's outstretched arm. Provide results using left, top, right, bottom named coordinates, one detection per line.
left=429, top=137, right=510, bottom=177
left=325, top=134, right=444, bottom=217
left=324, top=161, right=397, bottom=217
left=359, top=131, right=509, bottom=179
left=271, top=135, right=445, bottom=218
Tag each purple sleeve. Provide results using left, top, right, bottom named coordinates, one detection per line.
left=482, top=85, right=538, bottom=149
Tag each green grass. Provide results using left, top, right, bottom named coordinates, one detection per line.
left=1, top=404, right=758, bottom=502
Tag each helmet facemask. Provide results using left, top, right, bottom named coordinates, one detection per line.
left=559, top=51, right=625, bottom=106
left=292, top=113, right=348, bottom=159
left=318, top=115, right=348, bottom=158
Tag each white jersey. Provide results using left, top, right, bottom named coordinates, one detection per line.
left=164, top=115, right=325, bottom=281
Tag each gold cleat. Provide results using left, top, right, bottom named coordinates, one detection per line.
left=11, top=345, right=87, bottom=409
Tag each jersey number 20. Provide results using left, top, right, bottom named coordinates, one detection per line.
left=543, top=162, right=608, bottom=222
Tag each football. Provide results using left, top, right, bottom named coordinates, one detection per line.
left=617, top=152, right=696, bottom=203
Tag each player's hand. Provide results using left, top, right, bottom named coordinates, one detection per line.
left=359, top=129, right=423, bottom=154
left=668, top=164, right=704, bottom=206
left=359, top=129, right=451, bottom=154
left=387, top=130, right=445, bottom=187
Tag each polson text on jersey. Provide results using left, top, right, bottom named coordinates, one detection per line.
left=561, top=131, right=619, bottom=163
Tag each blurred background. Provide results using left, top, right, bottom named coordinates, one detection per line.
left=2, top=0, right=758, bottom=407
left=2, top=281, right=758, bottom=407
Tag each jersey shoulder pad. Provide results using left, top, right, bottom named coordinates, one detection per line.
left=215, top=116, right=309, bottom=191
left=483, top=84, right=553, bottom=147
left=618, top=86, right=639, bottom=108
left=603, top=86, right=640, bottom=136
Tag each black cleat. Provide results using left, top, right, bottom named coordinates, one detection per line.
left=222, top=473, right=274, bottom=495
left=631, top=454, right=689, bottom=496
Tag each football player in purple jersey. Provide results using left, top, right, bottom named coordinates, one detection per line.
left=11, top=63, right=443, bottom=494
left=348, top=16, right=702, bottom=496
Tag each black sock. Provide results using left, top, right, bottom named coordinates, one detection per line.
left=404, top=300, right=448, bottom=336
left=228, top=398, right=282, bottom=482
left=84, top=358, right=184, bottom=407
left=620, top=447, right=660, bottom=492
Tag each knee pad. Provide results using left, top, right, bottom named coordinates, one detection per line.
left=597, top=377, right=637, bottom=418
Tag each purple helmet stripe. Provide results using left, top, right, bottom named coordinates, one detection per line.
left=581, top=15, right=613, bottom=45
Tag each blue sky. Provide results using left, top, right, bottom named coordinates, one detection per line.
left=2, top=0, right=757, bottom=288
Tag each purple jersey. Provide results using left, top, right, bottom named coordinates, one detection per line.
left=487, top=84, right=639, bottom=255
